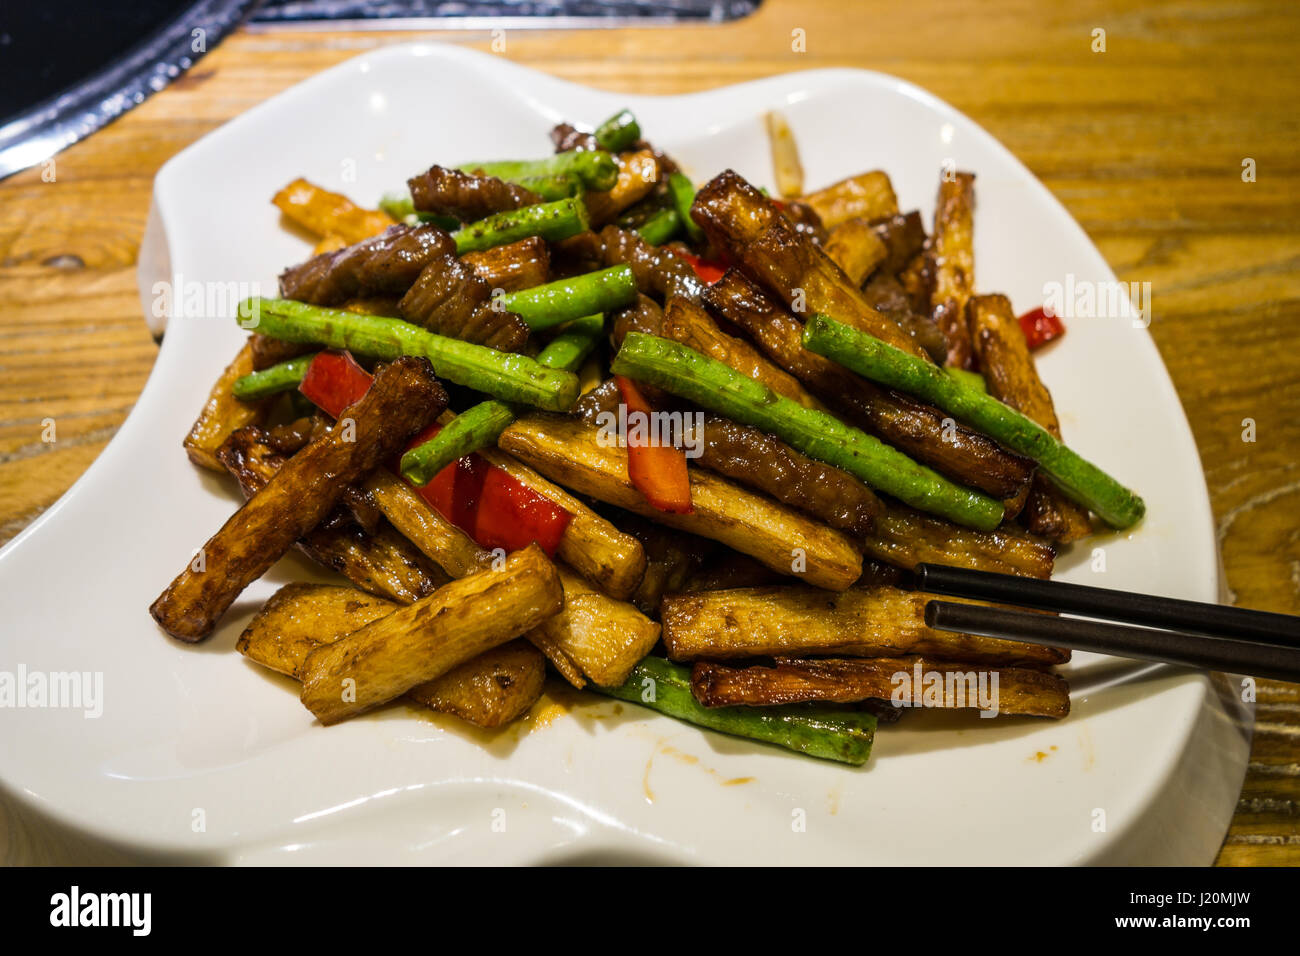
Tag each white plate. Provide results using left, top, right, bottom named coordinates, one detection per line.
left=0, top=44, right=1251, bottom=865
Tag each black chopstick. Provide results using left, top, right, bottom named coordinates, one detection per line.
left=924, top=600, right=1300, bottom=683
left=911, top=563, right=1300, bottom=646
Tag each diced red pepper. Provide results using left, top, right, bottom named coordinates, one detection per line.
left=404, top=424, right=571, bottom=557
left=299, top=362, right=573, bottom=557
left=614, top=375, right=692, bottom=515
left=678, top=250, right=726, bottom=286
left=1018, top=306, right=1066, bottom=351
left=299, top=350, right=373, bottom=418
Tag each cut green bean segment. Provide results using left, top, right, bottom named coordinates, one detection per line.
left=594, top=109, right=642, bottom=152
left=500, top=266, right=637, bottom=331
left=944, top=367, right=987, bottom=394
left=451, top=196, right=590, bottom=255
left=460, top=150, right=619, bottom=192
left=401, top=314, right=608, bottom=483
left=802, top=313, right=1145, bottom=528
left=634, top=207, right=682, bottom=246
left=378, top=192, right=459, bottom=230
left=236, top=297, right=578, bottom=412
left=667, top=172, right=706, bottom=244
left=611, top=332, right=1004, bottom=529
left=400, top=400, right=516, bottom=485
left=231, top=353, right=315, bottom=401
left=592, top=657, right=876, bottom=766
left=514, top=173, right=583, bottom=201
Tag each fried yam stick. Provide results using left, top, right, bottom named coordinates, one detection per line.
left=691, top=170, right=922, bottom=356
left=299, top=544, right=562, bottom=724
left=498, top=414, right=863, bottom=591
left=152, top=357, right=448, bottom=641
left=703, top=270, right=1034, bottom=499
left=218, top=427, right=447, bottom=602
left=968, top=294, right=1093, bottom=543
left=532, top=568, right=661, bottom=686
left=273, top=177, right=396, bottom=244
left=691, top=656, right=1069, bottom=718
left=184, top=341, right=271, bottom=471
left=585, top=150, right=661, bottom=227
left=824, top=218, right=888, bottom=286
left=801, top=170, right=899, bottom=230
left=236, top=583, right=546, bottom=728
left=462, top=237, right=550, bottom=293
left=931, top=172, right=977, bottom=368
left=661, top=585, right=1067, bottom=666
left=862, top=499, right=1056, bottom=579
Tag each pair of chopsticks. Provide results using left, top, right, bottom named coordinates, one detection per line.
left=909, top=564, right=1300, bottom=684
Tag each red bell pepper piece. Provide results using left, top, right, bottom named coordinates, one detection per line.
left=299, top=350, right=373, bottom=418
left=614, top=375, right=692, bottom=515
left=678, top=250, right=726, bottom=286
left=1018, top=306, right=1066, bottom=351
left=299, top=360, right=573, bottom=557
left=404, top=425, right=571, bottom=556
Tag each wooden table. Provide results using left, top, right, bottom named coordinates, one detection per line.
left=1, top=0, right=1296, bottom=865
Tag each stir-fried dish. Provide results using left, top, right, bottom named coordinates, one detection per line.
left=151, top=108, right=1144, bottom=766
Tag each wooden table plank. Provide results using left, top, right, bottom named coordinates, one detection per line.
left=1, top=0, right=1295, bottom=865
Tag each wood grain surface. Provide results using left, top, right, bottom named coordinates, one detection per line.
left=0, top=0, right=1296, bottom=865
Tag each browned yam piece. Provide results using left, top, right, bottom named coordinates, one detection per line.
left=862, top=499, right=1055, bottom=579
left=702, top=271, right=1034, bottom=499
left=898, top=248, right=935, bottom=316
left=765, top=111, right=805, bottom=198
left=152, top=357, right=448, bottom=642
left=265, top=416, right=315, bottom=455
left=360, top=468, right=587, bottom=687
left=475, top=445, right=648, bottom=601
left=585, top=150, right=661, bottom=228
left=801, top=171, right=899, bottom=230
left=691, top=656, right=1070, bottom=718
left=930, top=172, right=977, bottom=369
left=531, top=568, right=660, bottom=686
left=280, top=224, right=454, bottom=306
left=661, top=295, right=827, bottom=411
left=400, top=262, right=530, bottom=352
left=299, top=543, right=563, bottom=724
left=272, top=178, right=396, bottom=245
left=967, top=293, right=1093, bottom=543
left=609, top=293, right=664, bottom=349
left=691, top=170, right=923, bottom=357
left=462, top=237, right=551, bottom=293
left=362, top=469, right=493, bottom=579
left=498, top=414, right=863, bottom=591
left=408, top=165, right=540, bottom=222
left=599, top=225, right=704, bottom=302
left=237, top=583, right=398, bottom=678
left=695, top=414, right=883, bottom=536
left=780, top=200, right=827, bottom=245
left=184, top=341, right=271, bottom=471
left=406, top=641, right=548, bottom=727
left=217, top=428, right=447, bottom=602
left=622, top=516, right=714, bottom=615
left=237, top=583, right=546, bottom=727
left=660, top=585, right=1067, bottom=666
left=313, top=235, right=348, bottom=256
left=824, top=219, right=887, bottom=286
left=869, top=211, right=928, bottom=277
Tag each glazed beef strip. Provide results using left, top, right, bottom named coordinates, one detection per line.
left=279, top=223, right=452, bottom=306
left=150, top=357, right=448, bottom=642
left=408, top=165, right=541, bottom=222
left=218, top=426, right=446, bottom=603
left=868, top=211, right=928, bottom=277
left=599, top=224, right=704, bottom=302
left=690, top=169, right=925, bottom=357
left=703, top=270, right=1033, bottom=499
left=398, top=251, right=530, bottom=351
left=462, top=237, right=550, bottom=293
left=551, top=122, right=599, bottom=153
left=609, top=293, right=664, bottom=349
left=862, top=273, right=947, bottom=363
